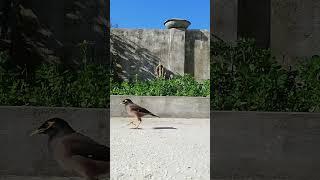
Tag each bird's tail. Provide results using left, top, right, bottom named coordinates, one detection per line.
left=150, top=113, right=160, bottom=118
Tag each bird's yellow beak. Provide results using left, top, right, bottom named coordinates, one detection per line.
left=30, top=121, right=55, bottom=136
left=29, top=128, right=45, bottom=136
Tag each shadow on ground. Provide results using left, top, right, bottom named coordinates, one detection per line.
left=152, top=127, right=177, bottom=130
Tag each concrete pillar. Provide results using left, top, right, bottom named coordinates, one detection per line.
left=163, top=18, right=210, bottom=79
left=212, top=0, right=270, bottom=48
left=185, top=30, right=210, bottom=80
left=212, top=0, right=238, bottom=42
left=163, top=19, right=190, bottom=76
left=213, top=0, right=320, bottom=65
left=166, top=28, right=186, bottom=75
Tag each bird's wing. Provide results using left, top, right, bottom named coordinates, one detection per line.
left=62, top=133, right=109, bottom=162
left=129, top=104, right=152, bottom=114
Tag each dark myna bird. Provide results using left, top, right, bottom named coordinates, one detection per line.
left=30, top=118, right=109, bottom=180
left=121, top=99, right=159, bottom=128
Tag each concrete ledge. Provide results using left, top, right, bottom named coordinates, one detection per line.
left=0, top=106, right=109, bottom=177
left=212, top=111, right=320, bottom=179
left=110, top=95, right=210, bottom=118
left=0, top=176, right=82, bottom=180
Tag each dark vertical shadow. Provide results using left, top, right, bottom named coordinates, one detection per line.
left=185, top=30, right=195, bottom=76
left=185, top=30, right=209, bottom=76
left=0, top=0, right=11, bottom=40
left=237, top=0, right=270, bottom=48
left=105, top=0, right=110, bottom=179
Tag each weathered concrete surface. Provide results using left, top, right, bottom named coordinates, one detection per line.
left=110, top=117, right=210, bottom=179
left=9, top=0, right=108, bottom=66
left=212, top=0, right=238, bottom=42
left=0, top=176, right=82, bottom=180
left=271, top=0, right=320, bottom=65
left=0, top=176, right=110, bottom=180
left=110, top=95, right=210, bottom=118
left=0, top=106, right=109, bottom=177
left=185, top=30, right=210, bottom=80
left=213, top=0, right=270, bottom=47
left=213, top=111, right=320, bottom=179
left=167, top=29, right=186, bottom=76
left=238, top=0, right=270, bottom=48
left=111, top=28, right=209, bottom=81
left=213, top=0, right=320, bottom=64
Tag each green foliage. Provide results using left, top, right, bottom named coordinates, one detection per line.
left=28, top=64, right=110, bottom=108
left=211, top=38, right=320, bottom=112
left=0, top=54, right=109, bottom=108
left=0, top=49, right=208, bottom=107
left=111, top=75, right=210, bottom=97
left=289, top=56, right=320, bottom=112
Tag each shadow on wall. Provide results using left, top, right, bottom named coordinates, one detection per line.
left=0, top=0, right=108, bottom=69
left=111, top=32, right=174, bottom=82
left=185, top=30, right=209, bottom=76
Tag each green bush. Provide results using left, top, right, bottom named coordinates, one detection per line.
left=3, top=36, right=320, bottom=112
left=0, top=50, right=208, bottom=107
left=111, top=75, right=210, bottom=97
left=0, top=55, right=110, bottom=108
left=211, top=38, right=320, bottom=112
left=289, top=56, right=320, bottom=112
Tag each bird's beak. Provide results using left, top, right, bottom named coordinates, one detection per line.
left=29, top=128, right=45, bottom=136
left=30, top=121, right=55, bottom=136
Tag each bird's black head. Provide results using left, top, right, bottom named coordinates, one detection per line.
left=30, top=118, right=75, bottom=137
left=121, top=99, right=133, bottom=105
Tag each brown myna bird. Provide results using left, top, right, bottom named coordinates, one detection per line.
left=30, top=118, right=109, bottom=180
left=121, top=99, right=159, bottom=128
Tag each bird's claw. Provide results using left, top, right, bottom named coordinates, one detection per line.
left=134, top=121, right=141, bottom=129
left=127, top=121, right=136, bottom=126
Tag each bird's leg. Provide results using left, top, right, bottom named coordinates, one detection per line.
left=127, top=120, right=136, bottom=126
left=135, top=118, right=142, bottom=129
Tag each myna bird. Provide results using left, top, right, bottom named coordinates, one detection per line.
left=121, top=99, right=159, bottom=128
left=30, top=118, right=109, bottom=180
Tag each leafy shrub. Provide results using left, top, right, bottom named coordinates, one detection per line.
left=0, top=50, right=208, bottom=108
left=211, top=38, right=320, bottom=112
left=111, top=75, right=210, bottom=97
left=0, top=54, right=110, bottom=108
left=288, top=56, right=320, bottom=112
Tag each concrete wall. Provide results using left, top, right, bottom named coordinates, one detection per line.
left=110, top=95, right=210, bottom=118
left=0, top=0, right=109, bottom=66
left=0, top=106, right=109, bottom=177
left=185, top=30, right=210, bottom=80
left=212, top=0, right=238, bottom=42
left=212, top=0, right=270, bottom=48
left=271, top=0, right=320, bottom=65
left=212, top=0, right=320, bottom=64
left=111, top=28, right=210, bottom=81
left=238, top=0, right=270, bottom=48
left=213, top=111, right=320, bottom=179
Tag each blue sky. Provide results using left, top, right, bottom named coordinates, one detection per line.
left=110, top=0, right=210, bottom=30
